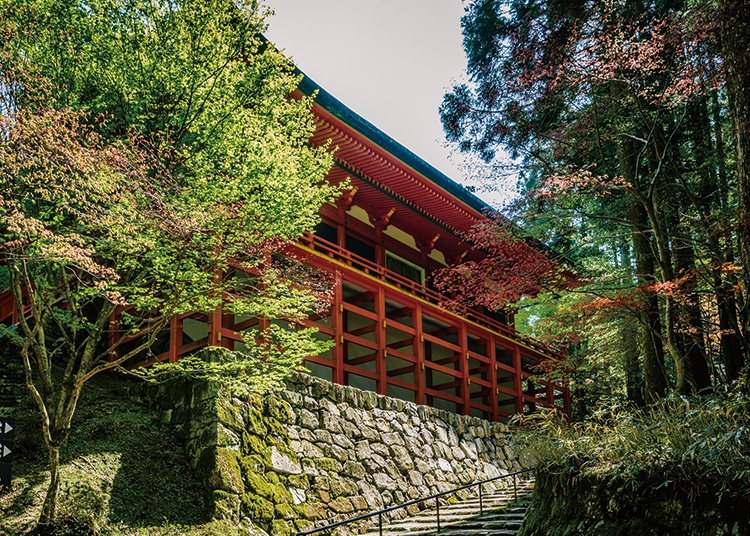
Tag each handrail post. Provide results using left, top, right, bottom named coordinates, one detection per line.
left=379, top=511, right=383, bottom=536
left=479, top=483, right=483, bottom=515
left=513, top=473, right=518, bottom=501
left=436, top=496, right=441, bottom=532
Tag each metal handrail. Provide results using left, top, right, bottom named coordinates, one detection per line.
left=295, top=467, right=535, bottom=536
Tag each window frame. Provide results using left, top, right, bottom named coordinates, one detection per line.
left=385, top=251, right=425, bottom=286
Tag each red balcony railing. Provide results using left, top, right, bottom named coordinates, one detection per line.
left=296, top=232, right=561, bottom=361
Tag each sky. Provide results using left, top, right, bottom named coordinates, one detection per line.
left=263, top=0, right=511, bottom=205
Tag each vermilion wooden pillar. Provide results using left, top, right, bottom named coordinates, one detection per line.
left=376, top=286, right=387, bottom=395
left=414, top=302, right=425, bottom=405
left=546, top=380, right=555, bottom=408
left=332, top=272, right=345, bottom=385
left=564, top=384, right=572, bottom=416
left=169, top=316, right=180, bottom=363
left=488, top=334, right=499, bottom=422
left=374, top=226, right=386, bottom=267
left=208, top=270, right=223, bottom=347
left=513, top=346, right=524, bottom=414
left=526, top=378, right=537, bottom=413
left=209, top=307, right=222, bottom=347
left=459, top=323, right=470, bottom=415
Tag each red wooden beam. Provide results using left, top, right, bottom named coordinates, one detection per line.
left=376, top=286, right=387, bottom=395
left=513, top=346, right=524, bottom=414
left=332, top=273, right=345, bottom=385
left=414, top=303, right=425, bottom=406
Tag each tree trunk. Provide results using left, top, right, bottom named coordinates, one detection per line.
left=691, top=93, right=745, bottom=383
left=618, top=134, right=668, bottom=402
left=645, top=123, right=688, bottom=392
left=720, top=0, right=750, bottom=390
left=710, top=90, right=744, bottom=381
left=669, top=162, right=711, bottom=393
left=618, top=245, right=645, bottom=406
left=629, top=204, right=669, bottom=402
left=36, top=444, right=61, bottom=533
left=623, top=321, right=645, bottom=407
left=673, top=235, right=712, bottom=392
left=717, top=267, right=744, bottom=382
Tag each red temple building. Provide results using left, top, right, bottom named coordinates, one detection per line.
left=0, top=73, right=571, bottom=421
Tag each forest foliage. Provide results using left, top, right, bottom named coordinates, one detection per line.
left=440, top=0, right=750, bottom=415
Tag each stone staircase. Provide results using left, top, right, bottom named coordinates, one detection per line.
left=359, top=478, right=534, bottom=536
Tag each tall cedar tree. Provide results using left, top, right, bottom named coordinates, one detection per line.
left=720, top=0, right=750, bottom=390
left=0, top=0, right=337, bottom=530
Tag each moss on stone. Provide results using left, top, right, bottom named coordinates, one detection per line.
left=244, top=404, right=268, bottom=437
left=264, top=415, right=287, bottom=438
left=158, top=379, right=191, bottom=408
left=270, top=518, right=292, bottom=536
left=216, top=398, right=245, bottom=432
left=241, top=493, right=275, bottom=522
left=288, top=474, right=309, bottom=489
left=274, top=503, right=296, bottom=519
left=294, top=519, right=315, bottom=534
left=210, top=490, right=240, bottom=522
left=257, top=442, right=300, bottom=476
left=243, top=471, right=293, bottom=505
left=268, top=484, right=293, bottom=505
left=291, top=504, right=308, bottom=521
left=240, top=454, right=266, bottom=476
left=297, top=502, right=327, bottom=520
left=264, top=397, right=295, bottom=424
left=314, top=457, right=336, bottom=471
left=310, top=380, right=330, bottom=398
left=275, top=442, right=300, bottom=464
left=211, top=447, right=244, bottom=494
left=327, top=473, right=358, bottom=498
left=192, top=378, right=223, bottom=407
left=257, top=446, right=273, bottom=468
left=360, top=390, right=378, bottom=409
left=169, top=404, right=194, bottom=429
left=242, top=430, right=267, bottom=455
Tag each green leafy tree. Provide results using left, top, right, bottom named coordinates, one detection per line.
left=0, top=0, right=338, bottom=530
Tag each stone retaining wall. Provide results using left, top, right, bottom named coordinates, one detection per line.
left=128, top=369, right=525, bottom=535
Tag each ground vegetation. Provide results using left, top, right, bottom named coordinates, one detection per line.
left=513, top=393, right=750, bottom=534
left=0, top=353, right=243, bottom=536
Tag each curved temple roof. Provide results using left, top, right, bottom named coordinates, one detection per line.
left=295, top=70, right=570, bottom=267
left=297, top=73, right=495, bottom=217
